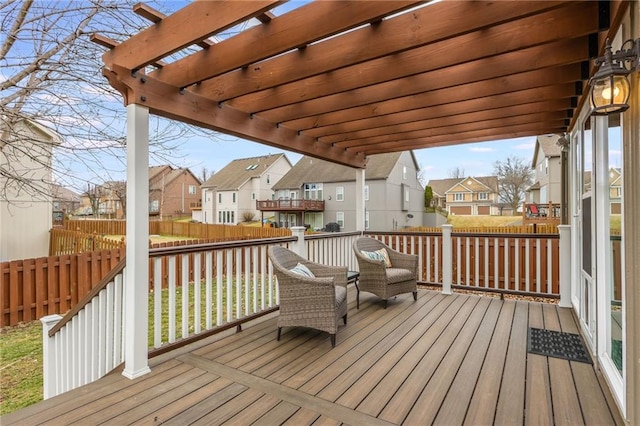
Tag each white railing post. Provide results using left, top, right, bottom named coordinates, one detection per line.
left=41, top=314, right=62, bottom=399
left=558, top=225, right=572, bottom=307
left=442, top=224, right=453, bottom=295
left=291, top=226, right=307, bottom=258
left=123, top=103, right=150, bottom=379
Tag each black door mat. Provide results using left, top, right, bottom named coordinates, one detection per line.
left=527, top=327, right=592, bottom=364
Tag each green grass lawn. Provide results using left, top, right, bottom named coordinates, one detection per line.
left=447, top=215, right=522, bottom=227
left=0, top=322, right=43, bottom=415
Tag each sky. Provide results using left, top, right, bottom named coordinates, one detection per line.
left=173, top=133, right=538, bottom=185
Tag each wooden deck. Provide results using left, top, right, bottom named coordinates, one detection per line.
left=2, top=288, right=622, bottom=425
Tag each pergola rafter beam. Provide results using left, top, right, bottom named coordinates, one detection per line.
left=318, top=100, right=572, bottom=144
left=334, top=113, right=566, bottom=149
left=226, top=1, right=596, bottom=112
left=102, top=66, right=366, bottom=168
left=195, top=1, right=570, bottom=103
left=358, top=121, right=567, bottom=155
left=261, top=37, right=588, bottom=124
left=284, top=64, right=583, bottom=130
left=151, top=1, right=422, bottom=88
left=102, top=0, right=281, bottom=71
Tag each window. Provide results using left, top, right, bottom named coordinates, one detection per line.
left=232, top=193, right=236, bottom=203
left=304, top=183, right=323, bottom=200
left=150, top=200, right=159, bottom=212
left=218, top=211, right=222, bottom=223
left=365, top=211, right=370, bottom=230
left=364, top=185, right=369, bottom=201
left=251, top=192, right=256, bottom=200
left=336, top=211, right=344, bottom=228
left=454, top=193, right=464, bottom=201
left=545, top=158, right=549, bottom=174
left=266, top=174, right=270, bottom=184
left=188, top=185, right=196, bottom=194
left=478, top=192, right=488, bottom=200
left=336, top=186, right=344, bottom=201
left=403, top=166, right=407, bottom=180
left=218, top=193, right=222, bottom=203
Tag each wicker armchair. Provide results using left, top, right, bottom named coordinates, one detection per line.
left=268, top=245, right=348, bottom=347
left=353, top=237, right=418, bottom=309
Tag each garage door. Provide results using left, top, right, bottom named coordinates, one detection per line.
left=450, top=206, right=472, bottom=215
left=477, top=206, right=490, bottom=215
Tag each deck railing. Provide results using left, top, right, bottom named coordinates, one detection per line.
left=41, top=227, right=569, bottom=398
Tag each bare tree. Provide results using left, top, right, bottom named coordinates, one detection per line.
left=85, top=183, right=103, bottom=219
left=493, top=156, right=533, bottom=212
left=200, top=166, right=214, bottom=183
left=0, top=1, right=217, bottom=202
left=448, top=167, right=466, bottom=179
left=110, top=181, right=126, bottom=219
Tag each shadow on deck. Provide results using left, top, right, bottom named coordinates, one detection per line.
left=2, top=287, right=622, bottom=425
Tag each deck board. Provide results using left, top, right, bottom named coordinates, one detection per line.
left=463, top=299, right=515, bottom=425
left=1, top=289, right=621, bottom=426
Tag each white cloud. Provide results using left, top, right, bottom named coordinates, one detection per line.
left=469, top=147, right=494, bottom=152
left=514, top=142, right=535, bottom=150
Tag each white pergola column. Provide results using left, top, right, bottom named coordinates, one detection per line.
left=557, top=225, right=572, bottom=308
left=355, top=168, right=365, bottom=232
left=123, top=103, right=151, bottom=379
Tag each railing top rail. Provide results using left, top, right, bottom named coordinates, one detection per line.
left=305, top=231, right=361, bottom=241
left=365, top=230, right=559, bottom=239
left=451, top=232, right=560, bottom=239
left=149, top=236, right=297, bottom=257
left=49, top=257, right=126, bottom=337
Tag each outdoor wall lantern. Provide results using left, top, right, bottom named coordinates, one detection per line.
left=589, top=38, right=640, bottom=115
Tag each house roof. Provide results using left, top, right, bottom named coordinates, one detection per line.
left=51, top=184, right=81, bottom=202
left=202, top=153, right=288, bottom=190
left=531, top=134, right=563, bottom=168
left=427, top=176, right=498, bottom=196
left=272, top=152, right=406, bottom=190
left=427, top=178, right=463, bottom=197
left=149, top=166, right=201, bottom=190
left=93, top=2, right=627, bottom=169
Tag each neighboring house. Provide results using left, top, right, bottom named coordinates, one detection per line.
left=528, top=134, right=562, bottom=204
left=97, top=180, right=126, bottom=219
left=51, top=184, right=81, bottom=226
left=427, top=176, right=499, bottom=216
left=0, top=118, right=60, bottom=261
left=200, top=154, right=292, bottom=225
left=51, top=184, right=81, bottom=216
left=609, top=167, right=622, bottom=215
left=266, top=151, right=424, bottom=231
left=149, top=166, right=202, bottom=219
left=427, top=177, right=462, bottom=211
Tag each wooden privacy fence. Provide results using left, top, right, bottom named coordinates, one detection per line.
left=405, top=224, right=559, bottom=234
left=49, top=228, right=125, bottom=255
left=1, top=249, right=123, bottom=327
left=64, top=220, right=291, bottom=240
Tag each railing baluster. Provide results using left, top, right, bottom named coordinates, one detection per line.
left=525, top=239, right=531, bottom=293
left=153, top=258, right=162, bottom=348
left=181, top=254, right=189, bottom=339
left=504, top=237, right=509, bottom=291
left=205, top=251, right=213, bottom=329
left=194, top=253, right=201, bottom=334
left=474, top=237, right=479, bottom=288
left=536, top=238, right=541, bottom=293
left=216, top=250, right=223, bottom=326
left=168, top=256, right=176, bottom=343
left=226, top=249, right=233, bottom=323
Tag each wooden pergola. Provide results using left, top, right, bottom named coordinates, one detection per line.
left=88, top=3, right=639, bottom=418
left=92, top=0, right=628, bottom=169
